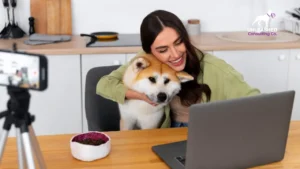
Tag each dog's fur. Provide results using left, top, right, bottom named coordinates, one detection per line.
left=118, top=54, right=194, bottom=130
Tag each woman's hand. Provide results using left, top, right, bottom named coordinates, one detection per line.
left=141, top=93, right=158, bottom=106
left=125, top=89, right=158, bottom=106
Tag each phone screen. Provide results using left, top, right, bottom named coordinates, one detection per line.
left=0, top=52, right=40, bottom=90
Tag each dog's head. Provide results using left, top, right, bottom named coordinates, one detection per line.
left=124, top=54, right=194, bottom=105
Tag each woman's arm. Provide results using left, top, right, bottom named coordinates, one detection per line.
left=223, top=66, right=261, bottom=99
left=125, top=89, right=157, bottom=106
left=96, top=64, right=129, bottom=104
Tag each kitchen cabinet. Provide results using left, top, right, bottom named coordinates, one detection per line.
left=213, top=50, right=290, bottom=94
left=81, top=54, right=126, bottom=132
left=29, top=55, right=82, bottom=136
left=288, top=49, right=300, bottom=120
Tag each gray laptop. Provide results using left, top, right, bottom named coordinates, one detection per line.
left=152, top=90, right=295, bottom=169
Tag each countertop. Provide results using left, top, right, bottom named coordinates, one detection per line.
left=0, top=31, right=300, bottom=55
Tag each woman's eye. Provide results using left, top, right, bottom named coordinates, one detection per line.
left=159, top=49, right=167, bottom=53
left=175, top=39, right=183, bottom=45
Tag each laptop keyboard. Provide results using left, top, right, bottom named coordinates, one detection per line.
left=175, top=156, right=186, bottom=166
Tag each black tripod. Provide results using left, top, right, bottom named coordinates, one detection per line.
left=0, top=86, right=47, bottom=169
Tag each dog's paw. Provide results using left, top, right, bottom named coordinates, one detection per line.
left=133, top=57, right=149, bottom=72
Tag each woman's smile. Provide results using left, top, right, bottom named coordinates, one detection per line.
left=169, top=53, right=185, bottom=67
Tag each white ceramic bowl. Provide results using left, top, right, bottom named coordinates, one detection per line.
left=70, top=131, right=111, bottom=162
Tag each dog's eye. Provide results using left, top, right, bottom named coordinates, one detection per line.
left=148, top=77, right=156, bottom=83
left=164, top=78, right=170, bottom=84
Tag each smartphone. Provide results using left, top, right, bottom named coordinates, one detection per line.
left=0, top=49, right=48, bottom=91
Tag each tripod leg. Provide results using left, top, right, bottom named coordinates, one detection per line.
left=29, top=126, right=47, bottom=169
left=16, top=128, right=26, bottom=169
left=20, top=124, right=36, bottom=169
left=0, top=130, right=9, bottom=161
left=0, top=113, right=13, bottom=162
left=21, top=132, right=36, bottom=169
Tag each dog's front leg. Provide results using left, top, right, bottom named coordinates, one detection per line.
left=139, top=120, right=160, bottom=130
left=138, top=113, right=164, bottom=130
left=119, top=116, right=136, bottom=130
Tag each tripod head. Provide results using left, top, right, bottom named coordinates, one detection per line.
left=7, top=86, right=34, bottom=123
left=7, top=86, right=30, bottom=114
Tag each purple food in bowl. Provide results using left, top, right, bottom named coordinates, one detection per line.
left=71, top=132, right=109, bottom=146
left=70, top=131, right=111, bottom=161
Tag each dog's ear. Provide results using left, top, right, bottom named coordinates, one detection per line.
left=132, top=56, right=150, bottom=72
left=176, top=71, right=194, bottom=83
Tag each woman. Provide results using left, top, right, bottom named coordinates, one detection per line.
left=96, top=10, right=260, bottom=128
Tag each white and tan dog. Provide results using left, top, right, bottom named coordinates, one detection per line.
left=118, top=54, right=194, bottom=130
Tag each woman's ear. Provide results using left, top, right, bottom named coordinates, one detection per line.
left=176, top=71, right=194, bottom=82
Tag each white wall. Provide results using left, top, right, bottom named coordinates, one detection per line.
left=0, top=0, right=299, bottom=35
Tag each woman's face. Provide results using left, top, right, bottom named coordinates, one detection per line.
left=150, top=27, right=187, bottom=71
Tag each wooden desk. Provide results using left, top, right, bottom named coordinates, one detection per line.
left=1, top=121, right=300, bottom=169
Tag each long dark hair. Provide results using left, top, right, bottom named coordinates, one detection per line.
left=140, top=10, right=211, bottom=106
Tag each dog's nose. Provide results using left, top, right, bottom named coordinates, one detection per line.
left=157, top=92, right=167, bottom=102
